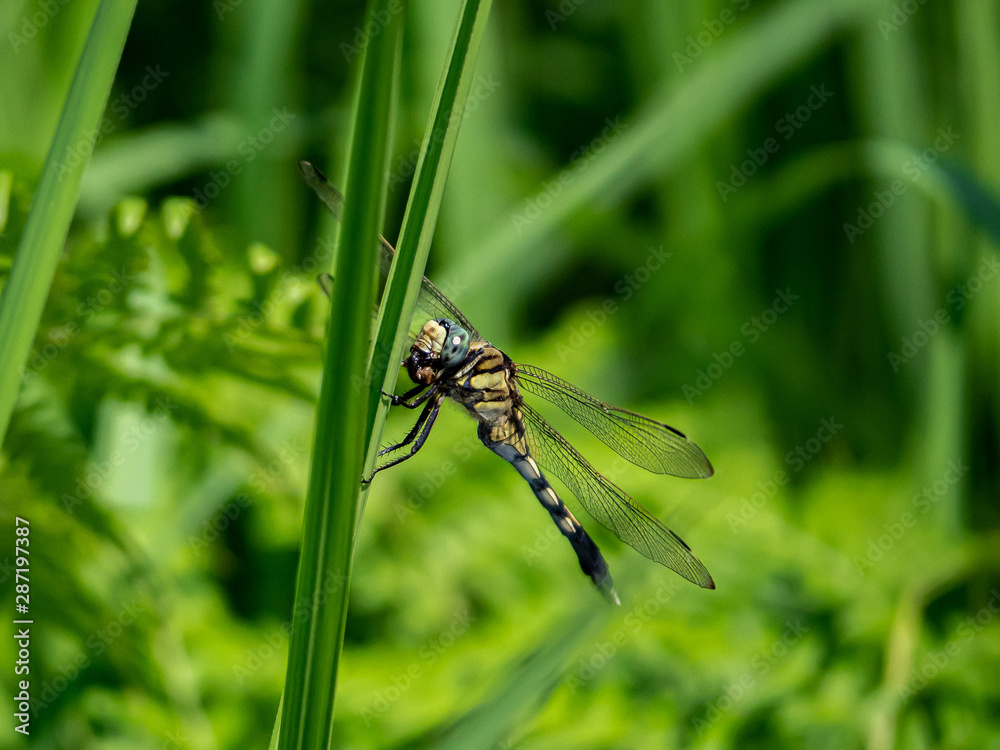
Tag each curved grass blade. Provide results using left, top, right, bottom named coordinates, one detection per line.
left=426, top=605, right=609, bottom=750
left=0, top=0, right=138, bottom=445
left=731, top=139, right=1000, bottom=254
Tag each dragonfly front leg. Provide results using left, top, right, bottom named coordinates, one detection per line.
left=365, top=395, right=443, bottom=484
left=385, top=383, right=436, bottom=409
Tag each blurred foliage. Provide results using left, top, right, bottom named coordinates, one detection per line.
left=2, top=0, right=1000, bottom=749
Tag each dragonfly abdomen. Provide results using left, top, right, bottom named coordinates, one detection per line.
left=481, top=428, right=620, bottom=605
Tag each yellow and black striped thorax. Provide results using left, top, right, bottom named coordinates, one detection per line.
left=446, top=344, right=519, bottom=426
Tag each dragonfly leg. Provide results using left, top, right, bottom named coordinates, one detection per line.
left=386, top=383, right=435, bottom=409
left=377, top=402, right=430, bottom=457
left=365, top=396, right=443, bottom=483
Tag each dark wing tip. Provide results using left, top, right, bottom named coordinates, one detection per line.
left=298, top=160, right=315, bottom=178
left=682, top=438, right=714, bottom=478
left=299, top=160, right=331, bottom=187
left=661, top=417, right=714, bottom=479
left=704, top=574, right=716, bottom=590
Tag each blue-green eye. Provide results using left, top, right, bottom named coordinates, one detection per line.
left=440, top=324, right=470, bottom=367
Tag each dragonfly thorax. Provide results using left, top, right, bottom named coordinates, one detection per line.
left=406, top=318, right=471, bottom=384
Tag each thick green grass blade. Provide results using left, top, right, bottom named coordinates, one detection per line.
left=854, top=0, right=934, bottom=335
left=229, top=0, right=307, bottom=254
left=0, top=0, right=137, bottom=446
left=362, top=0, right=494, bottom=477
left=276, top=1, right=402, bottom=748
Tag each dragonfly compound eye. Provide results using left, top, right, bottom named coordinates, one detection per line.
left=440, top=325, right=470, bottom=367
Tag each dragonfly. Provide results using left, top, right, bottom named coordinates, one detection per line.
left=300, top=161, right=714, bottom=604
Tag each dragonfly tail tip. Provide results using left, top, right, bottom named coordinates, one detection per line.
left=598, top=581, right=620, bottom=606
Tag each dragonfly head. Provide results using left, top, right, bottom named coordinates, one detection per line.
left=406, top=318, right=471, bottom=384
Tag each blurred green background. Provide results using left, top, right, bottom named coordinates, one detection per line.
left=2, top=0, right=1000, bottom=748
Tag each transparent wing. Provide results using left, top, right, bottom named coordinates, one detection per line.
left=517, top=401, right=714, bottom=588
left=300, top=161, right=481, bottom=339
left=515, top=365, right=713, bottom=478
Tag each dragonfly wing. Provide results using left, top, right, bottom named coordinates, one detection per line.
left=517, top=401, right=714, bottom=588
left=515, top=364, right=713, bottom=478
left=300, top=161, right=481, bottom=339
left=399, top=261, right=481, bottom=340
left=299, top=159, right=345, bottom=218
left=317, top=272, right=334, bottom=299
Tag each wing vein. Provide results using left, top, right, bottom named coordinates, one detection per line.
left=515, top=364, right=713, bottom=478
left=517, top=401, right=713, bottom=588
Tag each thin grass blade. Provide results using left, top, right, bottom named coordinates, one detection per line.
left=429, top=605, right=610, bottom=750
left=0, top=0, right=138, bottom=445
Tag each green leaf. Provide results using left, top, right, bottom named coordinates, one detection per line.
left=0, top=0, right=138, bottom=445
left=276, top=1, right=403, bottom=747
